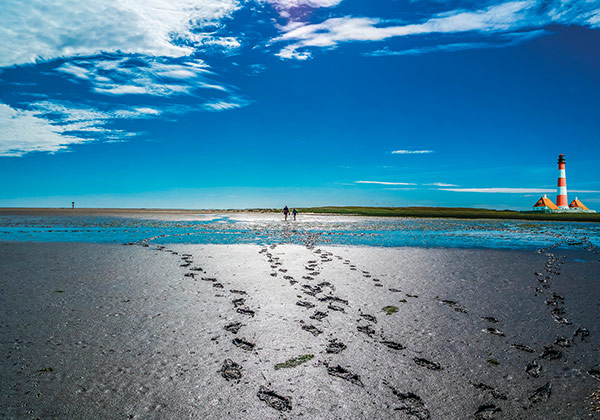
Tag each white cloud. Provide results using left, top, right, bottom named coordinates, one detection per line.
left=57, top=57, right=225, bottom=97
left=426, top=182, right=459, bottom=187
left=272, top=1, right=600, bottom=59
left=204, top=100, right=248, bottom=111
left=268, top=0, right=343, bottom=7
left=366, top=30, right=548, bottom=56
left=570, top=190, right=600, bottom=193
left=0, top=103, right=90, bottom=156
left=441, top=187, right=600, bottom=194
left=356, top=180, right=417, bottom=185
left=440, top=187, right=555, bottom=193
left=391, top=149, right=434, bottom=154
left=0, top=100, right=172, bottom=156
left=264, top=0, right=343, bottom=13
left=273, top=2, right=536, bottom=58
left=275, top=45, right=313, bottom=60
left=0, top=0, right=240, bottom=67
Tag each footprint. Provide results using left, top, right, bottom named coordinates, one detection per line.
left=232, top=338, right=255, bottom=351
left=301, top=324, right=322, bottom=336
left=381, top=341, right=405, bottom=350
left=573, top=327, right=590, bottom=341
left=224, top=322, right=244, bottom=334
left=474, top=404, right=501, bottom=420
left=236, top=307, right=255, bottom=317
left=413, top=357, right=442, bottom=371
left=554, top=336, right=570, bottom=347
left=528, top=382, right=552, bottom=405
left=296, top=300, right=315, bottom=308
left=539, top=346, right=561, bottom=360
left=301, top=284, right=322, bottom=296
left=359, top=313, right=377, bottom=323
left=481, top=316, right=499, bottom=323
left=588, top=368, right=600, bottom=380
left=388, top=386, right=430, bottom=420
left=471, top=383, right=507, bottom=400
left=327, top=365, right=363, bottom=387
left=482, top=327, right=505, bottom=337
left=439, top=299, right=467, bottom=314
left=310, top=311, right=328, bottom=321
left=526, top=360, right=542, bottom=378
left=232, top=298, right=246, bottom=307
left=328, top=303, right=345, bottom=312
left=357, top=325, right=376, bottom=337
left=230, top=290, right=247, bottom=295
left=326, top=339, right=347, bottom=354
left=511, top=344, right=535, bottom=353
left=220, top=359, right=242, bottom=381
left=257, top=386, right=292, bottom=411
left=318, top=296, right=348, bottom=305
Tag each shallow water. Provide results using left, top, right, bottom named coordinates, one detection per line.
left=1, top=213, right=599, bottom=250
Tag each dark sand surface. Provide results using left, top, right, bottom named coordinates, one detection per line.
left=1, top=242, right=599, bottom=419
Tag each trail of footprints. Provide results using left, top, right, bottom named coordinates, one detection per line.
left=127, top=235, right=597, bottom=418
left=256, top=244, right=439, bottom=415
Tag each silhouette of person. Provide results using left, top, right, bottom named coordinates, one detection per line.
left=283, top=205, right=289, bottom=220
left=293, top=208, right=298, bottom=220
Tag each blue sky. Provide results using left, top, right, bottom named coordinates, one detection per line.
left=1, top=0, right=599, bottom=210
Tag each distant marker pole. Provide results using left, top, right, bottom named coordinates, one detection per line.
left=556, top=154, right=568, bottom=209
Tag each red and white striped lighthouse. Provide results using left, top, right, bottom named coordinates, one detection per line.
left=556, top=153, right=568, bottom=209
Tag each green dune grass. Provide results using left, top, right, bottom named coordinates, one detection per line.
left=291, top=206, right=600, bottom=222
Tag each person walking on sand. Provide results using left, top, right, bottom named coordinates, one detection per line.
left=293, top=208, right=298, bottom=220
left=283, top=205, right=289, bottom=221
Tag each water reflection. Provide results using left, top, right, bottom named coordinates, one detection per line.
left=0, top=214, right=599, bottom=250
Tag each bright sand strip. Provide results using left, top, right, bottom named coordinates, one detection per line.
left=1, top=242, right=599, bottom=419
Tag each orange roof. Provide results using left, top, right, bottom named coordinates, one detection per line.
left=569, top=198, right=589, bottom=210
left=533, top=195, right=559, bottom=210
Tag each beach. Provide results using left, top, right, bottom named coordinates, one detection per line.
left=1, top=236, right=599, bottom=419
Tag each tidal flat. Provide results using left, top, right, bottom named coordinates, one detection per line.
left=1, top=213, right=599, bottom=419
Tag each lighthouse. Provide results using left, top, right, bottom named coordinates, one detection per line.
left=556, top=153, right=568, bottom=209
left=529, top=154, right=595, bottom=213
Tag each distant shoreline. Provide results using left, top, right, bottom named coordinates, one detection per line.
left=1, top=206, right=599, bottom=222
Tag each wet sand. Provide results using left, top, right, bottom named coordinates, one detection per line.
left=1, top=242, right=599, bottom=419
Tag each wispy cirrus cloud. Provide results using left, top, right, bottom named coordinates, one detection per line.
left=391, top=149, right=434, bottom=154
left=440, top=187, right=553, bottom=193
left=440, top=187, right=600, bottom=193
left=0, top=53, right=250, bottom=156
left=265, top=0, right=342, bottom=9
left=355, top=180, right=417, bottom=186
left=57, top=56, right=225, bottom=97
left=366, top=29, right=547, bottom=57
left=273, top=1, right=536, bottom=59
left=264, top=0, right=343, bottom=20
left=426, top=182, right=459, bottom=187
left=272, top=0, right=600, bottom=60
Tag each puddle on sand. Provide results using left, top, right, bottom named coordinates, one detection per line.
left=1, top=214, right=599, bottom=250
